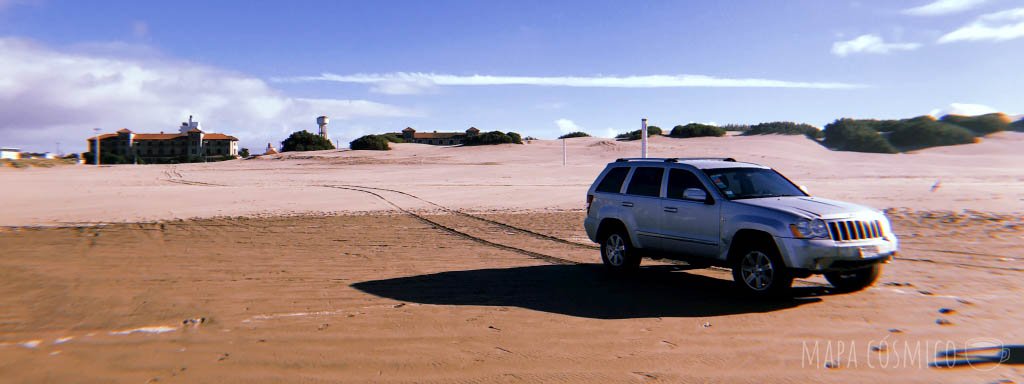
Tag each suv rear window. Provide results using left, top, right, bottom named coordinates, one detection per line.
left=595, top=167, right=630, bottom=193
left=625, top=167, right=664, bottom=197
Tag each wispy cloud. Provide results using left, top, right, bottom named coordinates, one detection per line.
left=0, top=37, right=418, bottom=151
left=555, top=118, right=581, bottom=134
left=903, top=0, right=988, bottom=16
left=938, top=7, right=1024, bottom=43
left=274, top=72, right=865, bottom=94
left=831, top=34, right=922, bottom=56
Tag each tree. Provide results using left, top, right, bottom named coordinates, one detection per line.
left=281, top=130, right=335, bottom=152
left=887, top=118, right=976, bottom=149
left=239, top=148, right=250, bottom=158
left=615, top=126, right=662, bottom=140
left=669, top=123, right=725, bottom=138
left=823, top=119, right=897, bottom=153
left=743, top=121, right=822, bottom=138
left=1012, top=118, right=1024, bottom=132
left=940, top=113, right=1010, bottom=136
left=349, top=135, right=391, bottom=150
left=558, top=131, right=591, bottom=139
left=464, top=131, right=522, bottom=145
left=380, top=133, right=405, bottom=143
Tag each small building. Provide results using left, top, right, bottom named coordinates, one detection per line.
left=0, top=148, right=20, bottom=160
left=86, top=116, right=239, bottom=163
left=264, top=142, right=279, bottom=155
left=399, top=127, right=480, bottom=145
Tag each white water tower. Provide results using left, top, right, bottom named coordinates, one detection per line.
left=317, top=116, right=329, bottom=139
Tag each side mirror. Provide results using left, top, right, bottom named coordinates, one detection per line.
left=799, top=185, right=810, bottom=195
left=683, top=188, right=708, bottom=202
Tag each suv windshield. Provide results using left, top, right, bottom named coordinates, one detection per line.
left=702, top=168, right=805, bottom=200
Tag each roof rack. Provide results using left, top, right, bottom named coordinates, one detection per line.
left=615, top=157, right=736, bottom=163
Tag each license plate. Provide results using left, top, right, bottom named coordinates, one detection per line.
left=859, top=246, right=880, bottom=258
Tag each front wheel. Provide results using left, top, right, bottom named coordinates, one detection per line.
left=601, top=229, right=640, bottom=272
left=732, top=245, right=792, bottom=296
left=825, top=264, right=882, bottom=292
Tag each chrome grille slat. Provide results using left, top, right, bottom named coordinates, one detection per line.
left=828, top=219, right=884, bottom=242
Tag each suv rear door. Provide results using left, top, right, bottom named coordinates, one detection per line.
left=623, top=166, right=667, bottom=250
left=661, top=167, right=721, bottom=258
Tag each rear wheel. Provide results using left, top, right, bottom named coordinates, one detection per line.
left=601, top=229, right=640, bottom=272
left=825, top=264, right=882, bottom=292
left=732, top=243, right=792, bottom=296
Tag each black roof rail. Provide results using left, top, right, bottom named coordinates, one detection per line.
left=615, top=157, right=737, bottom=163
left=614, top=157, right=669, bottom=162
left=666, top=157, right=737, bottom=162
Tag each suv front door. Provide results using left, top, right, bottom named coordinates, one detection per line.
left=661, top=168, right=721, bottom=258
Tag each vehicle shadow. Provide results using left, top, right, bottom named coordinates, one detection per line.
left=931, top=344, right=1024, bottom=369
left=351, top=264, right=827, bottom=319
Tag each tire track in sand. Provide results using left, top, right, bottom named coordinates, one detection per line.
left=320, top=185, right=577, bottom=266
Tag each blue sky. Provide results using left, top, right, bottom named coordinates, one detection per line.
left=1, top=0, right=1022, bottom=152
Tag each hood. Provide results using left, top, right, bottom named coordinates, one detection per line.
left=734, top=196, right=880, bottom=220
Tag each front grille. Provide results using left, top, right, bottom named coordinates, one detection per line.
left=828, top=220, right=883, bottom=241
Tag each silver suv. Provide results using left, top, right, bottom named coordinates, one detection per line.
left=584, top=158, right=898, bottom=295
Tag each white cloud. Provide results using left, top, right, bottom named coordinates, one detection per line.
left=937, top=7, right=1024, bottom=43
left=831, top=34, right=922, bottom=57
left=0, top=37, right=418, bottom=152
left=274, top=72, right=865, bottom=94
left=929, top=102, right=1001, bottom=116
left=903, top=0, right=988, bottom=16
left=555, top=118, right=581, bottom=134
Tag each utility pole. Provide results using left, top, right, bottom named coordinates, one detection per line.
left=562, top=138, right=567, bottom=166
left=641, top=118, right=648, bottom=159
left=93, top=128, right=101, bottom=166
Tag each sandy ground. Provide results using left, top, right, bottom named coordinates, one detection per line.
left=1, top=134, right=1023, bottom=382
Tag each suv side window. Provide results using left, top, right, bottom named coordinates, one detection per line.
left=666, top=168, right=710, bottom=201
left=625, top=167, right=664, bottom=197
left=595, top=167, right=630, bottom=193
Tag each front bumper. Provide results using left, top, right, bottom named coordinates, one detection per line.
left=776, top=236, right=898, bottom=272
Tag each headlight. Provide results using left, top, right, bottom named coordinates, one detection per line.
left=790, top=218, right=829, bottom=239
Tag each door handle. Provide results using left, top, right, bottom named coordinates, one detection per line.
left=664, top=207, right=678, bottom=213
left=621, top=202, right=634, bottom=207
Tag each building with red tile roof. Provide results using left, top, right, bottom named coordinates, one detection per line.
left=86, top=116, right=238, bottom=163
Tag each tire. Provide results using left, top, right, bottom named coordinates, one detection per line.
left=731, top=243, right=792, bottom=296
left=825, top=264, right=882, bottom=292
left=600, top=228, right=641, bottom=272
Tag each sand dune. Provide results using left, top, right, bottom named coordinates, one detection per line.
left=2, top=133, right=1022, bottom=226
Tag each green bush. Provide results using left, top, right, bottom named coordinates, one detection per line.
left=464, top=131, right=523, bottom=145
left=281, top=130, right=336, bottom=152
left=238, top=148, right=250, bottom=158
left=616, top=126, right=663, bottom=140
left=940, top=113, right=1010, bottom=136
left=823, top=119, right=898, bottom=153
left=558, top=131, right=591, bottom=139
left=669, top=123, right=725, bottom=138
left=380, top=133, right=405, bottom=143
left=349, top=135, right=391, bottom=150
left=1012, top=118, right=1024, bottom=132
left=743, top=121, right=822, bottom=138
left=887, top=117, right=977, bottom=149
